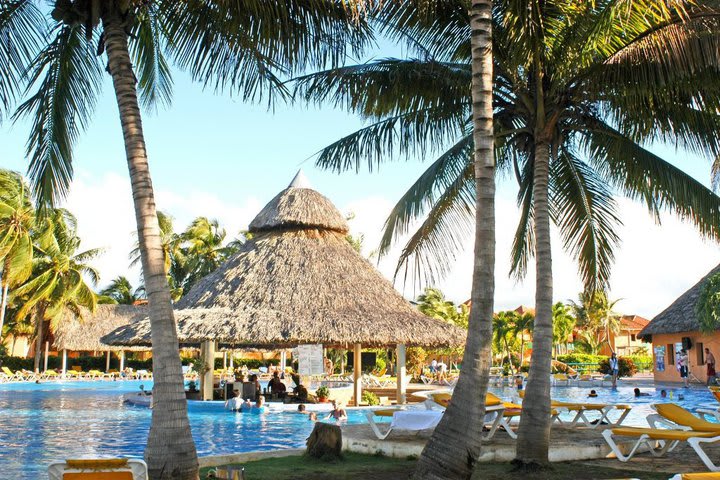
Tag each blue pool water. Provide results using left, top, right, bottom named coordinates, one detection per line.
left=0, top=381, right=366, bottom=480
left=1, top=380, right=718, bottom=480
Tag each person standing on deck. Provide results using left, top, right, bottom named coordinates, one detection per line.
left=609, top=352, right=619, bottom=388
left=678, top=349, right=690, bottom=388
left=705, top=347, right=717, bottom=386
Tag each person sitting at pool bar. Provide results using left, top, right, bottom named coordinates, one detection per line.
left=249, top=374, right=261, bottom=398
left=269, top=371, right=287, bottom=396
left=225, top=390, right=242, bottom=411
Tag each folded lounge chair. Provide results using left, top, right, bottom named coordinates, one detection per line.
left=366, top=404, right=506, bottom=440
left=601, top=427, right=719, bottom=464
left=648, top=403, right=720, bottom=433
left=670, top=473, right=720, bottom=480
left=48, top=458, right=148, bottom=480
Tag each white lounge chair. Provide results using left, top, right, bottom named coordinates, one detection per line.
left=602, top=427, right=719, bottom=464
left=48, top=458, right=148, bottom=480
left=365, top=405, right=505, bottom=440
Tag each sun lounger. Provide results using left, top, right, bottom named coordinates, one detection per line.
left=551, top=400, right=632, bottom=428
left=422, top=391, right=523, bottom=438
left=669, top=474, right=720, bottom=480
left=48, top=458, right=148, bottom=480
left=648, top=403, right=720, bottom=433
left=552, top=373, right=571, bottom=386
left=366, top=405, right=506, bottom=440
left=2, top=367, right=27, bottom=381
left=41, top=370, right=60, bottom=380
left=602, top=427, right=719, bottom=463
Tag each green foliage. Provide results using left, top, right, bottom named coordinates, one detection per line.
left=374, top=357, right=386, bottom=373
left=696, top=272, right=720, bottom=334
left=416, top=288, right=468, bottom=329
left=598, top=357, right=637, bottom=378
left=210, top=358, right=279, bottom=370
left=315, top=385, right=330, bottom=399
left=627, top=355, right=653, bottom=372
left=361, top=390, right=380, bottom=406
left=406, top=347, right=427, bottom=377
left=557, top=353, right=605, bottom=365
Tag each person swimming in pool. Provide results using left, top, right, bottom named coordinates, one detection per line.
left=588, top=389, right=598, bottom=397
left=634, top=387, right=650, bottom=397
left=327, top=400, right=347, bottom=421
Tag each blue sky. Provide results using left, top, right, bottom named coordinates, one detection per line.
left=2, top=49, right=720, bottom=317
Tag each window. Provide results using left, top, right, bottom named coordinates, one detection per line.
left=698, top=343, right=705, bottom=365
left=631, top=334, right=637, bottom=342
left=667, top=345, right=675, bottom=366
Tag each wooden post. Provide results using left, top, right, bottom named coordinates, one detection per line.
left=280, top=350, right=286, bottom=374
left=44, top=341, right=49, bottom=372
left=353, top=343, right=362, bottom=406
left=202, top=340, right=215, bottom=401
left=61, top=349, right=67, bottom=377
left=229, top=350, right=234, bottom=369
left=396, top=343, right=407, bottom=405
left=223, top=351, right=227, bottom=370
left=105, top=350, right=111, bottom=372
left=119, top=350, right=125, bottom=372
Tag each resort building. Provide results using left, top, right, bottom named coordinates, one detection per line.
left=598, top=315, right=650, bottom=357
left=639, top=264, right=720, bottom=383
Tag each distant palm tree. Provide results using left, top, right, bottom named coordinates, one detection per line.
left=569, top=290, right=620, bottom=354
left=493, top=311, right=517, bottom=374
left=181, top=217, right=229, bottom=289
left=552, top=303, right=576, bottom=357
left=512, top=312, right=534, bottom=366
left=416, top=287, right=468, bottom=329
left=99, top=276, right=145, bottom=305
left=13, top=209, right=99, bottom=371
left=0, top=170, right=35, bottom=337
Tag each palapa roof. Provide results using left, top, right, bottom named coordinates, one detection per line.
left=639, top=263, right=720, bottom=339
left=103, top=173, right=465, bottom=349
left=53, top=304, right=149, bottom=351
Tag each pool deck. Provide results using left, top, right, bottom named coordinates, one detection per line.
left=342, top=424, right=638, bottom=462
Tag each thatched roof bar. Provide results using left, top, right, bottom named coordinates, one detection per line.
left=53, top=304, right=150, bottom=352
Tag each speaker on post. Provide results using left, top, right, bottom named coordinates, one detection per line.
left=682, top=337, right=693, bottom=350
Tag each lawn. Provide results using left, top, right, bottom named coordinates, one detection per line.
left=200, top=453, right=672, bottom=480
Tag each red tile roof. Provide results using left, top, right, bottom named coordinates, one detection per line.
left=620, top=315, right=650, bottom=331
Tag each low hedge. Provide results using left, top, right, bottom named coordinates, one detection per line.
left=598, top=356, right=637, bottom=378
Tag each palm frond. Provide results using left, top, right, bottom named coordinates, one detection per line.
left=13, top=24, right=103, bottom=207
left=160, top=0, right=372, bottom=102
left=0, top=1, right=45, bottom=121
left=314, top=106, right=467, bottom=173
left=130, top=3, right=173, bottom=111
left=509, top=155, right=535, bottom=281
left=378, top=133, right=472, bottom=257
left=394, top=165, right=475, bottom=288
left=581, top=120, right=720, bottom=242
left=550, top=148, right=621, bottom=292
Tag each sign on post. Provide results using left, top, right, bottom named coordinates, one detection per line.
left=297, top=344, right=324, bottom=376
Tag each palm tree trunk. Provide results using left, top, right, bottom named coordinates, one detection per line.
left=33, top=307, right=45, bottom=373
left=0, top=273, right=9, bottom=339
left=515, top=141, right=554, bottom=466
left=414, top=1, right=494, bottom=478
left=102, top=6, right=199, bottom=479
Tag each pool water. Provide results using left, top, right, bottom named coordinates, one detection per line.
left=0, top=381, right=367, bottom=480
left=1, top=381, right=718, bottom=480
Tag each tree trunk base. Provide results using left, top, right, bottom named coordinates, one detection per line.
left=306, top=422, right=343, bottom=460
left=510, top=459, right=552, bottom=472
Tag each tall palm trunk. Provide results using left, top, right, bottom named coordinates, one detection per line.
left=414, top=1, right=494, bottom=478
left=33, top=305, right=46, bottom=373
left=0, top=263, right=9, bottom=338
left=102, top=6, right=199, bottom=479
left=515, top=141, right=554, bottom=466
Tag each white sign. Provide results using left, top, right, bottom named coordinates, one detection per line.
left=297, top=344, right=324, bottom=376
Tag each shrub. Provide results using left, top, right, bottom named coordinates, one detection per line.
left=557, top=353, right=606, bottom=365
left=598, top=356, right=637, bottom=378
left=374, top=358, right=387, bottom=373
left=627, top=355, right=653, bottom=372
left=315, top=385, right=330, bottom=399
left=362, top=390, right=380, bottom=406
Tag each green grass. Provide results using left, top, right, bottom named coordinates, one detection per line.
left=199, top=452, right=417, bottom=480
left=200, top=453, right=673, bottom=480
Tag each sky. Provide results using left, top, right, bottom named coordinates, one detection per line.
left=2, top=60, right=720, bottom=320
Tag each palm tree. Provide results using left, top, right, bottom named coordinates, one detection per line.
left=512, top=311, right=534, bottom=367
left=293, top=0, right=720, bottom=466
left=416, top=287, right=468, bottom=329
left=493, top=311, right=517, bottom=374
left=180, top=217, right=230, bottom=290
left=551, top=302, right=575, bottom=357
left=4, top=2, right=371, bottom=477
left=99, top=276, right=144, bottom=305
left=13, top=209, right=99, bottom=371
left=569, top=290, right=620, bottom=353
left=0, top=170, right=35, bottom=338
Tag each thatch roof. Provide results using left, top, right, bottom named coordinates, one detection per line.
left=53, top=304, right=150, bottom=351
left=639, top=263, right=720, bottom=339
left=103, top=173, right=466, bottom=349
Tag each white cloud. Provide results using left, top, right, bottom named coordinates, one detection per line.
left=64, top=172, right=720, bottom=319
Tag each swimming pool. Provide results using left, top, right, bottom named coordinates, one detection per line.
left=0, top=381, right=717, bottom=480
left=0, top=381, right=367, bottom=480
